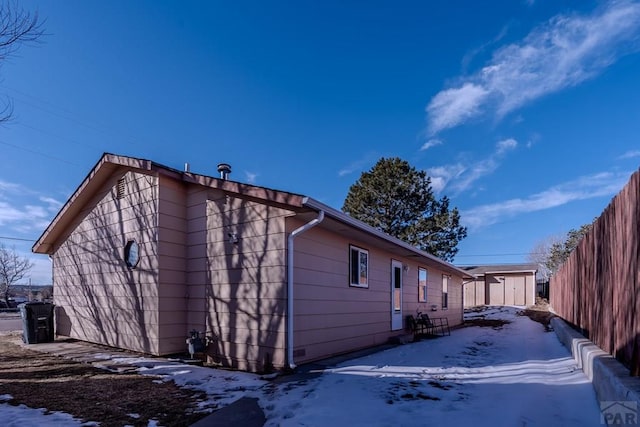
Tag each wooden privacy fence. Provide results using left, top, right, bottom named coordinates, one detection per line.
left=550, top=168, right=640, bottom=375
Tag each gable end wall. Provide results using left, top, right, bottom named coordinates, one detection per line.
left=53, top=171, right=161, bottom=354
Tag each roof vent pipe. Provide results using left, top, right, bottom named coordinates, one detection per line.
left=184, top=162, right=190, bottom=173
left=217, top=163, right=231, bottom=180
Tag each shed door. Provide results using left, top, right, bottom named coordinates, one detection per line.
left=504, top=276, right=516, bottom=305
left=391, top=260, right=403, bottom=330
left=489, top=276, right=505, bottom=305
left=513, top=276, right=526, bottom=305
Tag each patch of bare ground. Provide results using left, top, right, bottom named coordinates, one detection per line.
left=463, top=306, right=511, bottom=329
left=464, top=306, right=488, bottom=314
left=462, top=318, right=511, bottom=329
left=0, top=333, right=209, bottom=427
left=518, top=298, right=555, bottom=331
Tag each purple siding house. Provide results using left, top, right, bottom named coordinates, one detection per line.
left=33, top=153, right=470, bottom=372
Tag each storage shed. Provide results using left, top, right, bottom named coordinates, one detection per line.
left=462, top=264, right=537, bottom=307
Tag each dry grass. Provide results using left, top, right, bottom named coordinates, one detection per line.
left=463, top=306, right=512, bottom=329
left=462, top=318, right=511, bottom=329
left=463, top=301, right=555, bottom=330
left=0, top=333, right=209, bottom=427
left=518, top=300, right=556, bottom=332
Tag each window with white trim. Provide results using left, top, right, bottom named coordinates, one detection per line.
left=349, top=245, right=369, bottom=288
left=418, top=267, right=428, bottom=302
left=442, top=274, right=449, bottom=309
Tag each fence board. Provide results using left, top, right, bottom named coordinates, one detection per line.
left=551, top=168, right=640, bottom=374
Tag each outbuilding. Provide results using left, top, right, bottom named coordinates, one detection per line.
left=462, top=264, right=537, bottom=308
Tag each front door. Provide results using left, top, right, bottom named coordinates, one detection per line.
left=391, top=260, right=403, bottom=330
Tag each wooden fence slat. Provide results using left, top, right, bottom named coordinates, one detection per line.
left=550, top=168, right=640, bottom=374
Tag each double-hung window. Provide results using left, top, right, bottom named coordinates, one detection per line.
left=349, top=245, right=369, bottom=288
left=418, top=268, right=428, bottom=302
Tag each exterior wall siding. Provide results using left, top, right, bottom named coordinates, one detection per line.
left=185, top=185, right=209, bottom=336
left=463, top=279, right=486, bottom=307
left=289, top=219, right=464, bottom=365
left=526, top=273, right=536, bottom=305
left=53, top=171, right=161, bottom=354
left=195, top=191, right=293, bottom=372
left=157, top=175, right=188, bottom=354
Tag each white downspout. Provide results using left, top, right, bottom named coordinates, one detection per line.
left=287, top=210, right=324, bottom=370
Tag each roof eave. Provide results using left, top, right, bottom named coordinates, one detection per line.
left=302, top=197, right=473, bottom=279
left=32, top=153, right=154, bottom=254
left=33, top=153, right=307, bottom=255
left=483, top=270, right=538, bottom=275
left=182, top=173, right=306, bottom=208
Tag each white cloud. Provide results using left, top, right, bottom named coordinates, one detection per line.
left=427, top=0, right=640, bottom=134
left=428, top=164, right=466, bottom=193
left=461, top=170, right=631, bottom=230
left=244, top=171, right=258, bottom=184
left=338, top=153, right=379, bottom=177
left=420, top=138, right=443, bottom=151
left=496, top=138, right=518, bottom=154
left=452, top=158, right=499, bottom=193
left=427, top=83, right=489, bottom=134
left=25, top=205, right=48, bottom=220
left=0, top=180, right=21, bottom=192
left=0, top=180, right=57, bottom=233
left=461, top=25, right=511, bottom=73
left=429, top=138, right=518, bottom=194
left=0, top=201, right=25, bottom=225
left=524, top=132, right=541, bottom=149
left=39, top=196, right=63, bottom=212
left=619, top=150, right=640, bottom=159
left=338, top=165, right=358, bottom=177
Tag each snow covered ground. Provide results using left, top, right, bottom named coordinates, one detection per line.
left=0, top=394, right=90, bottom=427
left=259, top=306, right=602, bottom=426
left=0, top=307, right=604, bottom=426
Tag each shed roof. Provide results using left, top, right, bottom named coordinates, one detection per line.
left=460, top=264, right=538, bottom=277
left=33, top=153, right=471, bottom=279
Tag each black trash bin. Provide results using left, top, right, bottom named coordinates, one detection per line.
left=19, top=302, right=55, bottom=344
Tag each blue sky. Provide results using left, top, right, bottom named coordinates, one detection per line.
left=1, top=0, right=639, bottom=284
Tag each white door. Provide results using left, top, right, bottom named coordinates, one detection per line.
left=391, top=260, right=403, bottom=330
